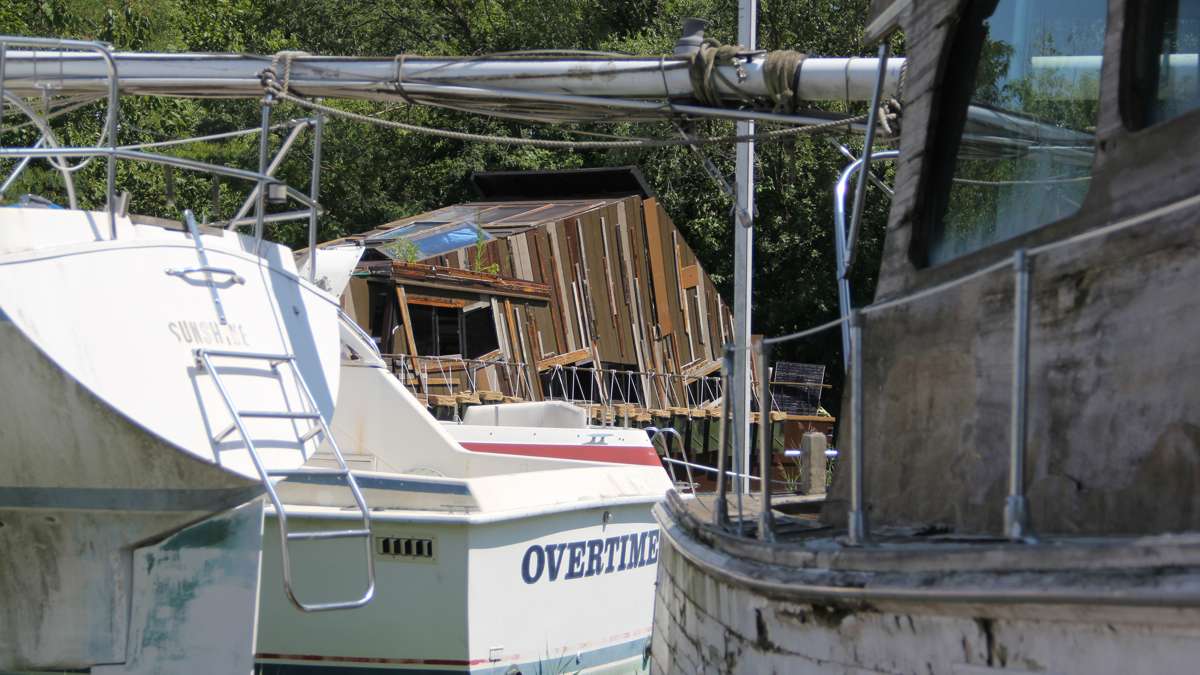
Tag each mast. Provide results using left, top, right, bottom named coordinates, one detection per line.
left=0, top=50, right=903, bottom=121
left=732, top=1, right=756, bottom=496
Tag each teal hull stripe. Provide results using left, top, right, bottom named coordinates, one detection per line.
left=0, top=485, right=263, bottom=511
left=255, top=636, right=649, bottom=674
left=281, top=473, right=470, bottom=495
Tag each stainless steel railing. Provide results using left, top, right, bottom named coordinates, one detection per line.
left=1, top=36, right=326, bottom=274
left=0, top=37, right=118, bottom=236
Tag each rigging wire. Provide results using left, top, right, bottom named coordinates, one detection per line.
left=266, top=83, right=868, bottom=149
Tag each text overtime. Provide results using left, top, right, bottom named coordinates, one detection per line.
left=520, top=529, right=660, bottom=584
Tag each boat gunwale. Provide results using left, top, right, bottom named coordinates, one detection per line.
left=657, top=491, right=1200, bottom=609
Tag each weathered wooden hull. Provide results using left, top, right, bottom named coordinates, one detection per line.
left=651, top=494, right=1200, bottom=674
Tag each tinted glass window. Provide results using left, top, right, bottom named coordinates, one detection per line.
left=411, top=223, right=491, bottom=258
left=1142, top=1, right=1200, bottom=125
left=929, top=0, right=1106, bottom=265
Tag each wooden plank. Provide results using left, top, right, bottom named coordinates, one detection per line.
left=548, top=222, right=577, bottom=350
left=622, top=198, right=656, bottom=404
left=533, top=229, right=568, bottom=352
left=360, top=261, right=551, bottom=300
left=707, top=280, right=724, bottom=358
left=404, top=293, right=471, bottom=309
left=536, top=346, right=593, bottom=370
left=642, top=197, right=674, bottom=337
left=518, top=307, right=544, bottom=400
left=571, top=280, right=588, bottom=346
left=580, top=211, right=621, bottom=362
left=491, top=297, right=511, bottom=360
left=572, top=218, right=600, bottom=351
left=599, top=215, right=619, bottom=326
left=658, top=209, right=688, bottom=361
left=606, top=204, right=635, bottom=362
left=512, top=233, right=533, bottom=280
left=682, top=359, right=723, bottom=378
left=503, top=298, right=520, bottom=361
left=497, top=238, right=514, bottom=278
left=695, top=283, right=710, bottom=348
left=396, top=286, right=418, bottom=356
left=674, top=231, right=695, bottom=360
left=680, top=264, right=700, bottom=289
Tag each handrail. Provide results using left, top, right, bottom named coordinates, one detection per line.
left=195, top=348, right=376, bottom=611
left=2, top=94, right=78, bottom=208
left=1, top=36, right=322, bottom=253
left=833, top=149, right=899, bottom=369
left=0, top=36, right=119, bottom=236
left=843, top=42, right=891, bottom=275
left=646, top=426, right=695, bottom=493
left=0, top=147, right=287, bottom=188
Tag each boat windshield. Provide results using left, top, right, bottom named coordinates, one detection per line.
left=929, top=0, right=1107, bottom=265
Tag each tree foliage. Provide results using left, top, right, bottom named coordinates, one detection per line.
left=1, top=0, right=900, bottom=417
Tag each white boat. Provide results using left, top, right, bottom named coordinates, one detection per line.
left=1, top=37, right=373, bottom=673
left=254, top=309, right=673, bottom=673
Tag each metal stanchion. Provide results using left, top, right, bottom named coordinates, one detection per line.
left=847, top=309, right=868, bottom=544
left=713, top=346, right=733, bottom=528
left=306, top=106, right=323, bottom=284
left=758, top=340, right=775, bottom=541
left=253, top=93, right=273, bottom=246
left=1005, top=249, right=1034, bottom=541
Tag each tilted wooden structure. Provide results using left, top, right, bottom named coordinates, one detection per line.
left=331, top=168, right=833, bottom=479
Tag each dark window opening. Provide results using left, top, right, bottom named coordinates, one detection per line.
left=407, top=303, right=498, bottom=358
left=922, top=0, right=1106, bottom=266
left=366, top=283, right=396, bottom=351
left=463, top=307, right=499, bottom=359
left=408, top=305, right=462, bottom=357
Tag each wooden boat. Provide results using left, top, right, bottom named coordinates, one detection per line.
left=651, top=1, right=1200, bottom=672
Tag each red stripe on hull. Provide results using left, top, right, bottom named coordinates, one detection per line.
left=459, top=441, right=661, bottom=467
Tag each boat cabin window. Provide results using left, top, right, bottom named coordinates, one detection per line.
left=1126, top=0, right=1200, bottom=127
left=925, top=0, right=1106, bottom=265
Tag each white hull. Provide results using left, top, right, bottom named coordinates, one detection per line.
left=255, top=352, right=672, bottom=673
left=0, top=208, right=342, bottom=670
left=257, top=503, right=658, bottom=673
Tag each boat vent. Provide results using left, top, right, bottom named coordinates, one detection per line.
left=377, top=537, right=436, bottom=560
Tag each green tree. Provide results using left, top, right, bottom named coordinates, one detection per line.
left=1, top=0, right=895, bottom=419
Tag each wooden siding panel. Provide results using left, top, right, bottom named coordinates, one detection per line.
left=642, top=197, right=674, bottom=337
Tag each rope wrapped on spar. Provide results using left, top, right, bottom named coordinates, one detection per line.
left=686, top=38, right=810, bottom=114
left=257, top=50, right=883, bottom=149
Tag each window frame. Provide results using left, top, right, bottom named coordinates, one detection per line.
left=1120, top=0, right=1200, bottom=130
left=913, top=0, right=1106, bottom=269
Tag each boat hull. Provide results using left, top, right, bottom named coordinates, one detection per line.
left=0, top=313, right=266, bottom=670
left=651, top=496, right=1200, bottom=675
left=0, top=209, right=341, bottom=670
left=255, top=501, right=660, bottom=673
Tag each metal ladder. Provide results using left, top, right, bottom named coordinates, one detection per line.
left=195, top=348, right=376, bottom=612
